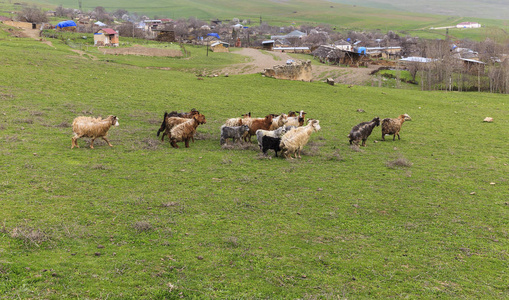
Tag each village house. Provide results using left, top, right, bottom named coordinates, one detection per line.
left=94, top=28, right=119, bottom=46
left=457, top=22, right=481, bottom=28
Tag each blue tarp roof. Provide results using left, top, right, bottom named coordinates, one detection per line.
left=207, top=33, right=220, bottom=39
left=55, top=20, right=77, bottom=29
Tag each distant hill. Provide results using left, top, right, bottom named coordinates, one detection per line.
left=32, top=0, right=508, bottom=31
left=330, top=0, right=509, bottom=20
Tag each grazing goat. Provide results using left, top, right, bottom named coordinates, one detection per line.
left=170, top=114, right=207, bottom=148
left=262, top=136, right=282, bottom=157
left=348, top=117, right=380, bottom=146
left=256, top=126, right=287, bottom=149
left=285, top=110, right=306, bottom=127
left=220, top=125, right=250, bottom=145
left=381, top=114, right=407, bottom=141
left=280, top=119, right=321, bottom=159
left=224, top=112, right=251, bottom=127
left=71, top=115, right=119, bottom=149
left=157, top=109, right=200, bottom=139
left=245, top=114, right=273, bottom=142
left=269, top=113, right=288, bottom=130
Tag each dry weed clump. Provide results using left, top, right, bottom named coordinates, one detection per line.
left=221, top=143, right=258, bottom=151
left=386, top=157, right=413, bottom=168
left=133, top=221, right=152, bottom=233
left=55, top=121, right=71, bottom=128
left=91, top=164, right=110, bottom=170
left=10, top=226, right=49, bottom=247
left=194, top=132, right=214, bottom=141
left=301, top=141, right=324, bottom=157
left=324, top=150, right=343, bottom=161
left=349, top=144, right=364, bottom=152
left=142, top=138, right=160, bottom=150
left=15, top=119, right=33, bottom=124
left=161, top=202, right=180, bottom=207
left=30, top=111, right=44, bottom=116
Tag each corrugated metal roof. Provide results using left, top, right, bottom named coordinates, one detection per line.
left=262, top=40, right=275, bottom=44
left=459, top=58, right=485, bottom=64
left=101, top=28, right=118, bottom=35
left=400, top=57, right=436, bottom=63
left=273, top=47, right=310, bottom=50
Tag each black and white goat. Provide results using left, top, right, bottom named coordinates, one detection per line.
left=348, top=117, right=380, bottom=146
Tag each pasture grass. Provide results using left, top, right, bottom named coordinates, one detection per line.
left=1, top=27, right=509, bottom=298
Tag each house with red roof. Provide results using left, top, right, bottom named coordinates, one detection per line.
left=94, top=28, right=119, bottom=47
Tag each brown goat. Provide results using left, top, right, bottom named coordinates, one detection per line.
left=71, top=115, right=119, bottom=149
left=381, top=115, right=406, bottom=141
left=170, top=114, right=207, bottom=148
left=245, top=114, right=273, bottom=142
left=161, top=117, right=189, bottom=142
left=157, top=109, right=200, bottom=140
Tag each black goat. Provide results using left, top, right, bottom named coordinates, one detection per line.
left=262, top=136, right=282, bottom=157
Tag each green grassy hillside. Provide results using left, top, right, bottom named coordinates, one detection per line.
left=331, top=0, right=509, bottom=20
left=1, top=27, right=508, bottom=298
left=26, top=0, right=506, bottom=31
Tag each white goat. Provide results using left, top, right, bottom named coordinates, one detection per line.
left=285, top=110, right=306, bottom=127
left=280, top=119, right=321, bottom=159
left=71, top=115, right=119, bottom=149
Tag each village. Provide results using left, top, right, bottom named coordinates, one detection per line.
left=0, top=5, right=487, bottom=74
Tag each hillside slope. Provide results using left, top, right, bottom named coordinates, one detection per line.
left=330, top=0, right=509, bottom=20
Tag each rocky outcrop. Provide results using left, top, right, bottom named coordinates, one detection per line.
left=263, top=60, right=312, bottom=81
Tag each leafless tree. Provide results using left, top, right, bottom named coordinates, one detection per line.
left=16, top=6, right=48, bottom=23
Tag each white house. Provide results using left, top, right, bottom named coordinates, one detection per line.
left=457, top=22, right=481, bottom=28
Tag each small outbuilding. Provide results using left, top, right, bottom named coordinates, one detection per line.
left=55, top=20, right=77, bottom=31
left=94, top=28, right=119, bottom=47
left=211, top=41, right=229, bottom=52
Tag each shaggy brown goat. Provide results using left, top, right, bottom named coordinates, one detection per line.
left=170, top=114, right=207, bottom=148
left=245, top=114, right=273, bottom=142
left=381, top=114, right=406, bottom=141
left=157, top=109, right=200, bottom=139
left=71, top=115, right=119, bottom=149
left=160, top=117, right=189, bottom=142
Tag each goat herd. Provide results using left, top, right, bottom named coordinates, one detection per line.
left=70, top=108, right=410, bottom=159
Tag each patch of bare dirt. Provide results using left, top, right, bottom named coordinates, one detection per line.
left=223, top=48, right=375, bottom=85
left=18, top=28, right=55, bottom=48
left=100, top=45, right=182, bottom=57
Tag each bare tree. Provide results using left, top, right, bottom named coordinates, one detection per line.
left=16, top=6, right=48, bottom=23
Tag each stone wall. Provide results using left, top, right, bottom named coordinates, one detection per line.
left=263, top=60, right=312, bottom=82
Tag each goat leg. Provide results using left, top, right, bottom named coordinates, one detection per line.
left=102, top=137, right=113, bottom=147
left=90, top=138, right=95, bottom=149
left=185, top=139, right=190, bottom=148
